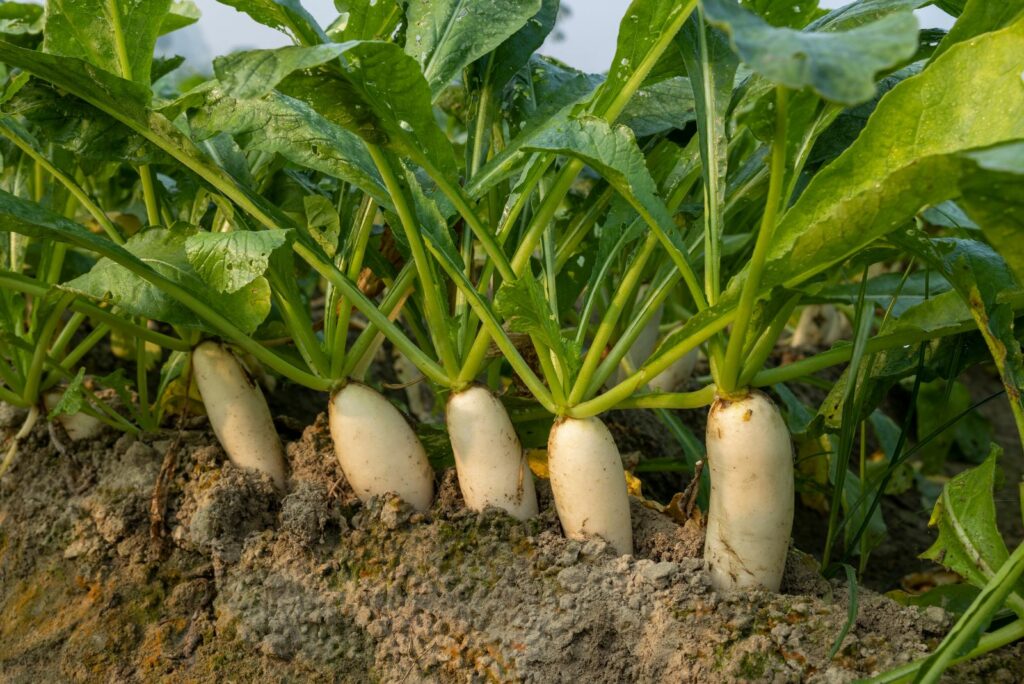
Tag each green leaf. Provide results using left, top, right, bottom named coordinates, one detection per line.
left=931, top=0, right=1024, bottom=60
left=303, top=195, right=340, bottom=258
left=958, top=143, right=1024, bottom=287
left=67, top=227, right=272, bottom=334
left=523, top=115, right=693, bottom=276
left=619, top=76, right=696, bottom=137
left=468, top=57, right=599, bottom=196
left=185, top=228, right=289, bottom=294
left=495, top=276, right=582, bottom=381
left=749, top=17, right=1024, bottom=296
left=159, top=0, right=201, bottom=36
left=405, top=0, right=541, bottom=99
left=587, top=0, right=698, bottom=118
left=191, top=87, right=389, bottom=209
left=213, top=0, right=326, bottom=46
left=213, top=44, right=346, bottom=99
left=921, top=448, right=1024, bottom=612
left=488, top=0, right=559, bottom=91
left=278, top=40, right=458, bottom=177
left=46, top=367, right=87, bottom=419
left=43, top=0, right=173, bottom=84
left=327, top=0, right=402, bottom=42
left=740, top=0, right=824, bottom=28
left=701, top=0, right=919, bottom=105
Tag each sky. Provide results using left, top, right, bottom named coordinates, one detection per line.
left=181, top=1, right=955, bottom=73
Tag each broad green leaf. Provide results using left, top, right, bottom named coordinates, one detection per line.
left=749, top=18, right=1024, bottom=296
left=495, top=276, right=582, bottom=381
left=701, top=0, right=919, bottom=105
left=587, top=0, right=698, bottom=119
left=185, top=228, right=289, bottom=293
left=0, top=42, right=305, bottom=240
left=303, top=195, right=340, bottom=258
left=327, top=0, right=402, bottom=42
left=192, top=87, right=388, bottom=209
left=958, top=143, right=1024, bottom=286
left=893, top=232, right=1024, bottom=446
left=740, top=0, right=823, bottom=28
left=931, top=0, right=1024, bottom=60
left=159, top=0, right=201, bottom=36
left=214, top=0, right=326, bottom=46
left=523, top=116, right=692, bottom=274
left=921, top=449, right=1024, bottom=615
left=619, top=76, right=696, bottom=137
left=468, top=57, right=599, bottom=196
left=0, top=188, right=272, bottom=335
left=43, top=0, right=173, bottom=84
left=68, top=227, right=272, bottom=334
left=488, top=0, right=559, bottom=91
left=279, top=40, right=458, bottom=177
left=213, top=44, right=346, bottom=99
left=46, top=367, right=87, bottom=419
left=404, top=0, right=541, bottom=99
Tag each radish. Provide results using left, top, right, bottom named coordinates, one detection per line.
left=547, top=416, right=632, bottom=555
left=703, top=389, right=794, bottom=591
left=43, top=390, right=103, bottom=440
left=446, top=385, right=538, bottom=520
left=191, top=341, right=287, bottom=490
left=790, top=304, right=848, bottom=348
left=329, top=382, right=433, bottom=512
left=647, top=348, right=699, bottom=393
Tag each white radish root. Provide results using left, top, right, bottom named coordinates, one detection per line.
left=790, top=304, right=849, bottom=348
left=43, top=390, right=103, bottom=441
left=647, top=348, right=699, bottom=393
left=704, top=389, right=794, bottom=591
left=329, top=382, right=433, bottom=512
left=192, top=341, right=287, bottom=490
left=548, top=416, right=632, bottom=555
left=446, top=385, right=538, bottom=520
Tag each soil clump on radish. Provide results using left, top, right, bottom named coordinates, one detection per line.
left=2, top=413, right=1022, bottom=682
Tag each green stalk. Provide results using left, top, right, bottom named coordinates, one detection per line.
left=593, top=384, right=716, bottom=412
left=135, top=335, right=152, bottom=429
left=21, top=294, right=71, bottom=404
left=296, top=242, right=449, bottom=388
left=866, top=619, right=1024, bottom=683
left=267, top=266, right=329, bottom=376
left=555, top=184, right=614, bottom=270
left=367, top=145, right=459, bottom=378
left=571, top=310, right=736, bottom=419
left=587, top=267, right=681, bottom=398
left=720, top=86, right=789, bottom=395
left=736, top=293, right=801, bottom=387
left=47, top=311, right=86, bottom=362
left=106, top=0, right=160, bottom=231
left=41, top=321, right=110, bottom=391
left=330, top=196, right=376, bottom=377
left=569, top=232, right=659, bottom=405
left=138, top=165, right=160, bottom=227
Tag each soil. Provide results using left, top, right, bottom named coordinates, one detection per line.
left=3, top=403, right=1023, bottom=683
